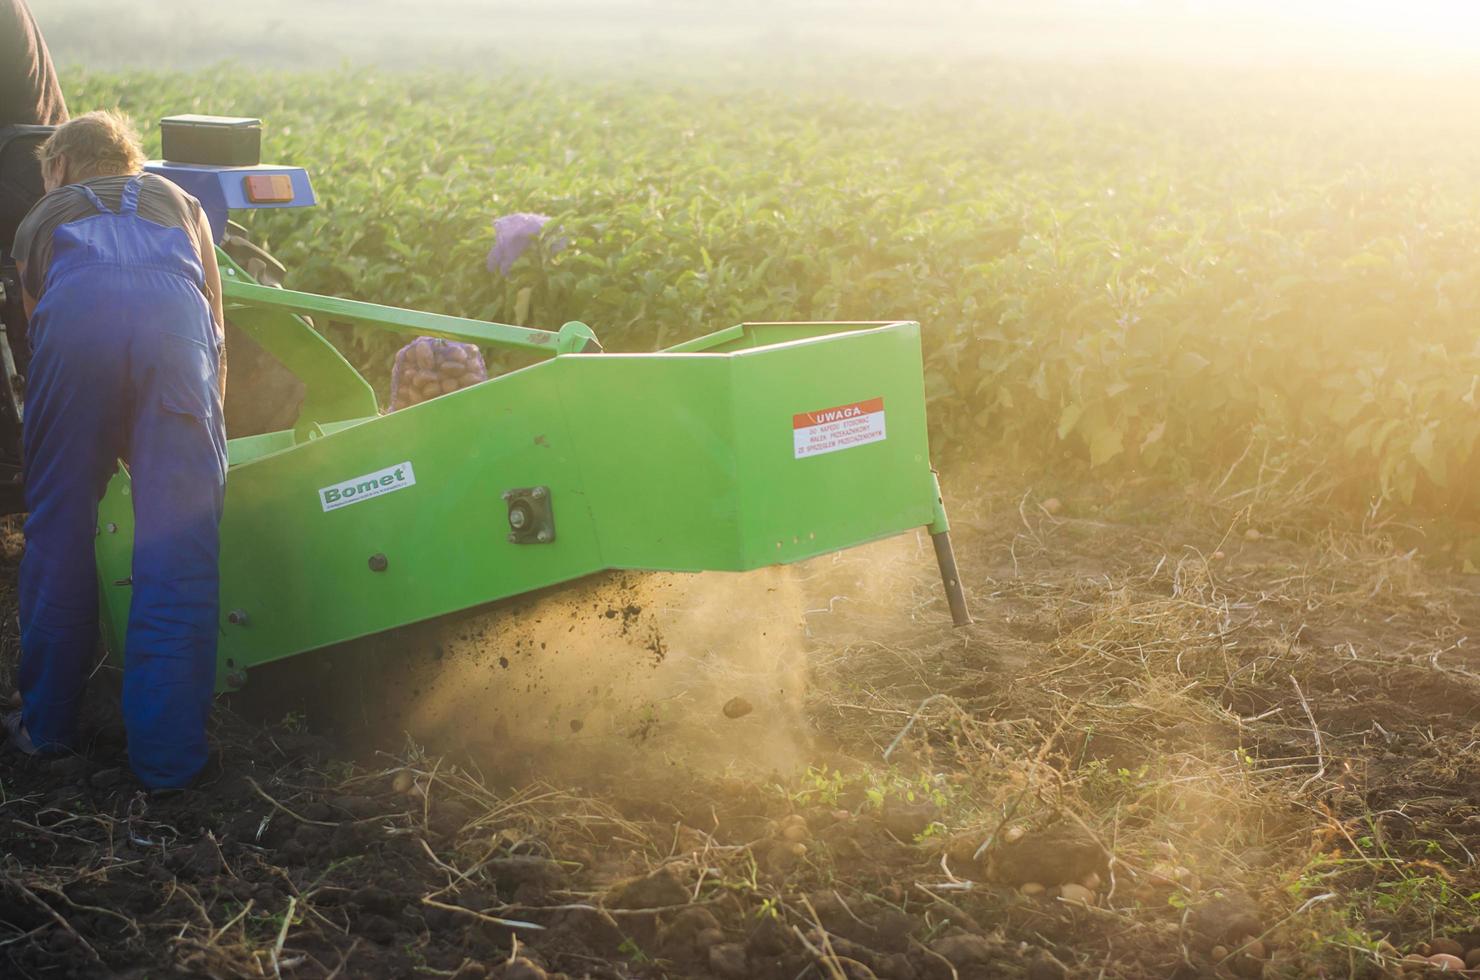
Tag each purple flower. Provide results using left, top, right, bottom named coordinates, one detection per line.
left=486, top=212, right=555, bottom=275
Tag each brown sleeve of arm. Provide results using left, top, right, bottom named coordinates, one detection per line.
left=196, top=208, right=227, bottom=398
left=0, top=2, right=32, bottom=125
left=0, top=0, right=68, bottom=126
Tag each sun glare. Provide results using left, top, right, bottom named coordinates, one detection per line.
left=962, top=0, right=1480, bottom=68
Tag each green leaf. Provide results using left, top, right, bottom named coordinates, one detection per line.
left=1029, top=362, right=1049, bottom=400
left=1057, top=402, right=1083, bottom=440
left=1081, top=407, right=1125, bottom=466
left=1140, top=420, right=1166, bottom=452
left=1175, top=351, right=1211, bottom=375
left=1089, top=423, right=1124, bottom=467
left=1410, top=423, right=1447, bottom=488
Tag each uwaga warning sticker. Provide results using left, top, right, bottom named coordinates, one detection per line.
left=793, top=397, right=886, bottom=458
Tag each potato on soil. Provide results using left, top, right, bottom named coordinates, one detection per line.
left=391, top=770, right=414, bottom=794
left=1042, top=497, right=1063, bottom=516
left=987, top=822, right=1106, bottom=887
left=606, top=865, right=691, bottom=909
left=1149, top=862, right=1198, bottom=889
left=722, top=696, right=753, bottom=719
left=881, top=800, right=938, bottom=840
left=1057, top=882, right=1095, bottom=904
left=1466, top=948, right=1480, bottom=970
left=777, top=814, right=809, bottom=842
left=1428, top=939, right=1464, bottom=959
left=749, top=839, right=801, bottom=874
left=1427, top=953, right=1466, bottom=971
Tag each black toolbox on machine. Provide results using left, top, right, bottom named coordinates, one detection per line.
left=159, top=115, right=261, bottom=166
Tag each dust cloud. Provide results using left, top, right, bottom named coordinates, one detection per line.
left=392, top=566, right=815, bottom=782
left=389, top=529, right=944, bottom=785
left=256, top=527, right=952, bottom=786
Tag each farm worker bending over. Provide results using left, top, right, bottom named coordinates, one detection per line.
left=2, top=111, right=227, bottom=790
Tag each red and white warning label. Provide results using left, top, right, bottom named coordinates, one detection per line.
left=793, top=397, right=887, bottom=458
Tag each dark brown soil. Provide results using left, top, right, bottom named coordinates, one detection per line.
left=3, top=474, right=1480, bottom=979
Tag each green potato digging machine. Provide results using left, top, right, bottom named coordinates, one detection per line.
left=0, top=116, right=970, bottom=695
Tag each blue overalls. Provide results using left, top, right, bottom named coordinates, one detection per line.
left=18, top=175, right=227, bottom=789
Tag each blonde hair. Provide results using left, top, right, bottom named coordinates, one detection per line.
left=38, top=109, right=146, bottom=183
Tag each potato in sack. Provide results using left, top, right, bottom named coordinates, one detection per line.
left=389, top=337, right=489, bottom=411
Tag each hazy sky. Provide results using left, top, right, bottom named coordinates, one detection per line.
left=33, top=0, right=1480, bottom=71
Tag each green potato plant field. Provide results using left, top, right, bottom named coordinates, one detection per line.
left=7, top=46, right=1480, bottom=980
left=63, top=65, right=1480, bottom=513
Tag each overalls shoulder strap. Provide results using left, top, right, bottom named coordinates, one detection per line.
left=67, top=176, right=144, bottom=216
left=118, top=175, right=144, bottom=216
left=69, top=181, right=110, bottom=214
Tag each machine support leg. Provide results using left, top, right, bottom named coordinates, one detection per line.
left=932, top=530, right=972, bottom=627
left=926, top=471, right=971, bottom=627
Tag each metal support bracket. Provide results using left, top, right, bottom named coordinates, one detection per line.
left=223, top=278, right=602, bottom=356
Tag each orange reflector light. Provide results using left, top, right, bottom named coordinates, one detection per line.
left=243, top=173, right=294, bottom=203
